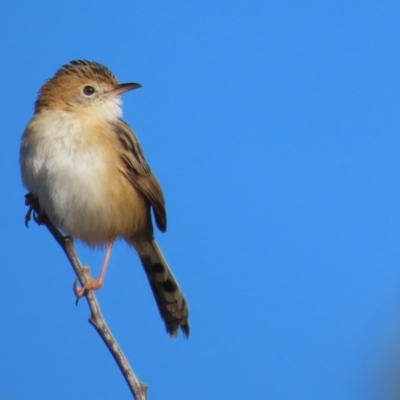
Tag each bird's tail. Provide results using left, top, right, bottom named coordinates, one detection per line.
left=131, top=239, right=190, bottom=337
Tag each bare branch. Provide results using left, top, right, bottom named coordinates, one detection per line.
left=30, top=209, right=148, bottom=400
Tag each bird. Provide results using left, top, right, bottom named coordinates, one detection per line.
left=19, top=60, right=189, bottom=337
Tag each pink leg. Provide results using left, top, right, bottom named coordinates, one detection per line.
left=74, top=238, right=115, bottom=298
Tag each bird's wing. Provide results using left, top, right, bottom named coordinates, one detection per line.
left=111, top=118, right=167, bottom=232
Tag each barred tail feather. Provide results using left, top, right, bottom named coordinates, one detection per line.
left=132, top=239, right=189, bottom=337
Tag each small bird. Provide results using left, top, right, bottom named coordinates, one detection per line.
left=19, top=60, right=189, bottom=337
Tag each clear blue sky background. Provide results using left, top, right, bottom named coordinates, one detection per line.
left=2, top=1, right=400, bottom=399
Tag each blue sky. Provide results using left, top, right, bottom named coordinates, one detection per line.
left=2, top=1, right=400, bottom=399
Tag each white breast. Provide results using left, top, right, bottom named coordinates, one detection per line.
left=20, top=110, right=114, bottom=243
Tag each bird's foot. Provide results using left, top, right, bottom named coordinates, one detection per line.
left=24, top=193, right=46, bottom=227
left=73, top=266, right=104, bottom=303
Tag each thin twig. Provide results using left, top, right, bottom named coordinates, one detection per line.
left=30, top=210, right=148, bottom=400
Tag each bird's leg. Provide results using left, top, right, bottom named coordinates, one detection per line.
left=25, top=193, right=38, bottom=227
left=73, top=238, right=115, bottom=299
left=24, top=193, right=46, bottom=227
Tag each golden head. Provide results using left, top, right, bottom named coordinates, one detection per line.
left=34, top=60, right=141, bottom=119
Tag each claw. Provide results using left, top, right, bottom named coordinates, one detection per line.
left=25, top=206, right=34, bottom=228
left=73, top=278, right=83, bottom=305
left=33, top=210, right=45, bottom=225
left=24, top=193, right=45, bottom=227
left=73, top=266, right=104, bottom=304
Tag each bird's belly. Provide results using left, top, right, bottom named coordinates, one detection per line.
left=22, top=123, right=147, bottom=244
left=42, top=154, right=114, bottom=243
left=39, top=156, right=146, bottom=244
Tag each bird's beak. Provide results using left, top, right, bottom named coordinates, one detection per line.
left=108, top=83, right=142, bottom=97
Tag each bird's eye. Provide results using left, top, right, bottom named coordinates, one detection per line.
left=82, top=86, right=96, bottom=96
